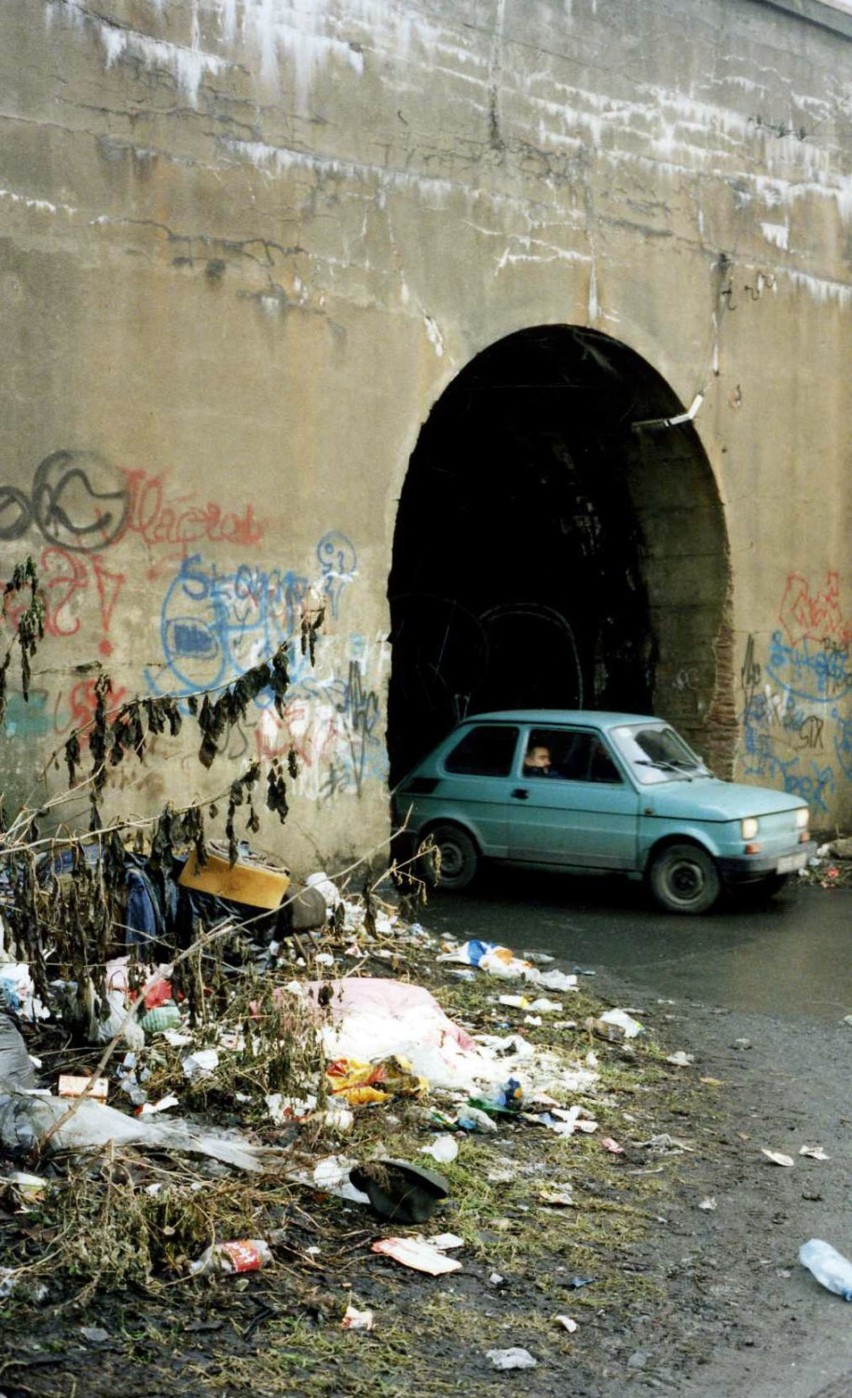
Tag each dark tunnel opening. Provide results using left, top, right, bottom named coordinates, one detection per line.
left=388, top=325, right=723, bottom=783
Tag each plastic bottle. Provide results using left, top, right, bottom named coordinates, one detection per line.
left=799, top=1239, right=852, bottom=1301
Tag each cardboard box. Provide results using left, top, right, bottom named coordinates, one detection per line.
left=178, top=851, right=291, bottom=910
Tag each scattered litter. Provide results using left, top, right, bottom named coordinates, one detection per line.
left=181, top=1048, right=220, bottom=1080
left=598, top=1009, right=644, bottom=1038
left=326, top=1054, right=428, bottom=1105
left=135, top=1095, right=180, bottom=1117
left=306, top=871, right=342, bottom=909
left=291, top=1155, right=370, bottom=1204
left=762, top=1149, right=795, bottom=1167
left=732, top=1038, right=752, bottom=1050
left=350, top=1159, right=449, bottom=1224
left=489, top=1270, right=504, bottom=1285
left=6, top=1171, right=48, bottom=1200
left=189, top=1240, right=272, bottom=1276
left=437, top=941, right=577, bottom=992
left=555, top=1315, right=579, bottom=1333
left=80, top=1326, right=110, bottom=1344
left=57, top=1075, right=109, bottom=1102
left=486, top=1347, right=537, bottom=1370
left=567, top=1275, right=595, bottom=1289
left=665, top=1051, right=695, bottom=1067
left=602, top=1137, right=625, bottom=1155
left=297, top=977, right=502, bottom=1091
left=429, top=1233, right=464, bottom=1251
left=638, top=1134, right=693, bottom=1154
left=0, top=1013, right=38, bottom=1088
left=371, top=1236, right=461, bottom=1276
left=799, top=1145, right=829, bottom=1161
left=342, top=1303, right=374, bottom=1331
left=420, top=1134, right=459, bottom=1165
left=140, top=1002, right=182, bottom=1036
left=537, top=1186, right=575, bottom=1207
left=698, top=1196, right=717, bottom=1211
left=536, top=969, right=579, bottom=993
left=799, top=1239, right=852, bottom=1301
left=0, top=1088, right=284, bottom=1172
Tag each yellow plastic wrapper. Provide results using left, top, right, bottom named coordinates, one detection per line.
left=326, top=1054, right=428, bottom=1105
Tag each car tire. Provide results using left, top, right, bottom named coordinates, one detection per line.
left=420, top=825, right=479, bottom=891
left=649, top=842, right=720, bottom=914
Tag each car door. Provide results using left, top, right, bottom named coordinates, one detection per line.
left=508, top=725, right=641, bottom=869
left=433, top=722, right=521, bottom=856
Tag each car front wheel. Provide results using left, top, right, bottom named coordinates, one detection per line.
left=420, top=825, right=479, bottom=891
left=649, top=842, right=720, bottom=914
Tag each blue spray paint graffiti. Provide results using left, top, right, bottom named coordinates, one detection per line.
left=740, top=622, right=849, bottom=814
left=766, top=631, right=850, bottom=704
left=147, top=532, right=357, bottom=698
left=145, top=532, right=386, bottom=798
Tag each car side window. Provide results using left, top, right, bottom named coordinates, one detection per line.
left=444, top=725, right=519, bottom=776
left=525, top=728, right=623, bottom=784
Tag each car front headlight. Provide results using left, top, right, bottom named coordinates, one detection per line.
left=796, top=807, right=809, bottom=829
left=741, top=816, right=759, bottom=840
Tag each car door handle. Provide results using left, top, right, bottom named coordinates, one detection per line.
left=511, top=788, right=529, bottom=800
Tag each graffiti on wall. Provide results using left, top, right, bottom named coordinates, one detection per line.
left=1, top=450, right=384, bottom=801
left=739, top=571, right=850, bottom=813
left=145, top=535, right=385, bottom=799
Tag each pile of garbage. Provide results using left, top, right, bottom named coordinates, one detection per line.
left=0, top=856, right=697, bottom=1309
left=799, top=836, right=852, bottom=889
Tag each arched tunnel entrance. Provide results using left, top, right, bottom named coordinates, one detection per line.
left=388, top=325, right=733, bottom=784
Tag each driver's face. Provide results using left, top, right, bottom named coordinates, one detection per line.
left=525, top=746, right=551, bottom=770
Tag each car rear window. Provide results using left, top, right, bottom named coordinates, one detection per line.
left=444, top=725, right=519, bottom=776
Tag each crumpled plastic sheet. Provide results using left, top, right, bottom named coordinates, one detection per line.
left=288, top=978, right=597, bottom=1097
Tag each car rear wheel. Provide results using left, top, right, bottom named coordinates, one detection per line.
left=420, top=825, right=479, bottom=891
left=649, top=842, right=720, bottom=914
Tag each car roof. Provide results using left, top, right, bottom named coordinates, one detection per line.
left=457, top=709, right=661, bottom=729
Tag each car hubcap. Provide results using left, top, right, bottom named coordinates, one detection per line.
left=439, top=843, right=462, bottom=877
left=669, top=860, right=702, bottom=900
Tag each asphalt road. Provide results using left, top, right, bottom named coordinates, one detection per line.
left=418, top=872, right=852, bottom=1025
left=419, top=871, right=852, bottom=1397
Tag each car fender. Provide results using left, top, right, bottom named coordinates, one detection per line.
left=415, top=808, right=501, bottom=858
left=639, top=821, right=722, bottom=872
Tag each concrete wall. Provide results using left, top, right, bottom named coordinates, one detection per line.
left=0, top=0, right=849, bottom=862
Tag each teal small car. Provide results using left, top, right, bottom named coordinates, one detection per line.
left=392, top=711, right=815, bottom=914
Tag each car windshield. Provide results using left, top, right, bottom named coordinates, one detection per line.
left=610, top=723, right=709, bottom=784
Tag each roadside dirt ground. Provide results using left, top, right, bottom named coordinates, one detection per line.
left=2, top=894, right=850, bottom=1398
left=593, top=960, right=852, bottom=1398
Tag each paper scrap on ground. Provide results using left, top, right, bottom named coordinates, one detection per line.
left=599, top=1008, right=644, bottom=1038
left=371, top=1237, right=462, bottom=1275
left=342, top=1304, right=374, bottom=1331
left=486, top=1347, right=537, bottom=1370
left=762, top=1149, right=795, bottom=1167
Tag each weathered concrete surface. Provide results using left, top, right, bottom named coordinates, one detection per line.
left=0, top=0, right=849, bottom=863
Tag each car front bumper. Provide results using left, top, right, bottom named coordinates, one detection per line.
left=718, top=841, right=816, bottom=882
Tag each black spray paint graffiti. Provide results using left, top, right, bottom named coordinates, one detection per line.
left=319, top=661, right=382, bottom=802
left=0, top=451, right=130, bottom=553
